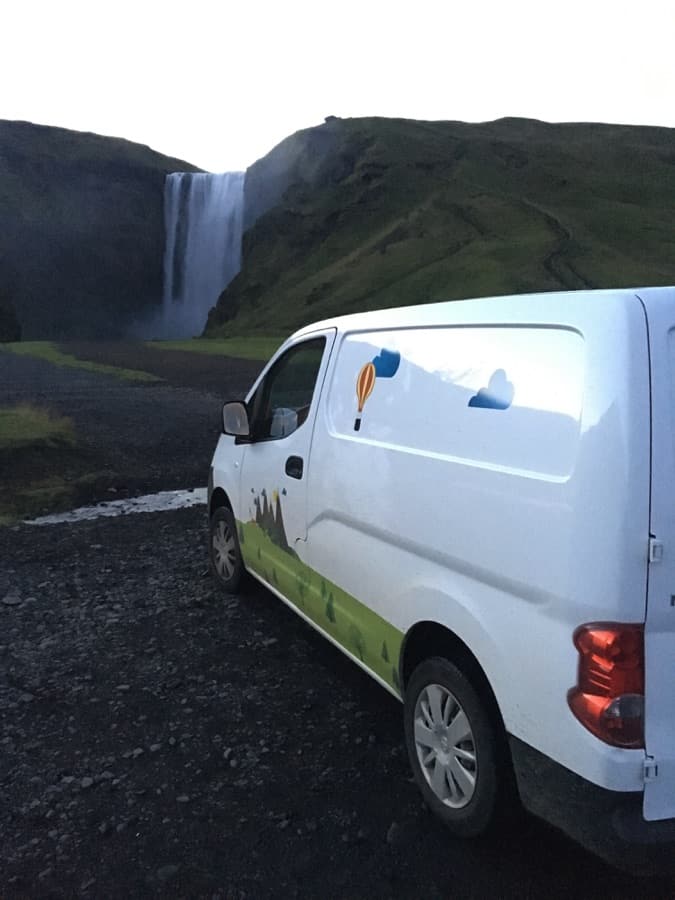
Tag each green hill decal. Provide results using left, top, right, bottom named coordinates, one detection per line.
left=238, top=516, right=403, bottom=694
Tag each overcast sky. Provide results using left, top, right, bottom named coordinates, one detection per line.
left=3, top=0, right=673, bottom=172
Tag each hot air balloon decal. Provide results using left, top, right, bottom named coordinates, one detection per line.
left=354, top=361, right=376, bottom=431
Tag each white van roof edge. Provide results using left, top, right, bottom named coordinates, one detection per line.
left=290, top=285, right=674, bottom=340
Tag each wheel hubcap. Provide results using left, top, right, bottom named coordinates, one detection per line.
left=212, top=519, right=236, bottom=580
left=413, top=683, right=477, bottom=809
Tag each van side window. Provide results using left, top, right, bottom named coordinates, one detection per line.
left=249, top=337, right=326, bottom=441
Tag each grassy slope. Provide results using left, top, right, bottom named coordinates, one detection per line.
left=206, top=116, right=675, bottom=335
left=0, top=404, right=75, bottom=450
left=146, top=337, right=283, bottom=362
left=2, top=342, right=161, bottom=381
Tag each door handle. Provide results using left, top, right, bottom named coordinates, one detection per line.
left=285, top=456, right=304, bottom=479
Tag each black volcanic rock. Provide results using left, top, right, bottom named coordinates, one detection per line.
left=0, top=288, right=20, bottom=341
left=0, top=120, right=200, bottom=339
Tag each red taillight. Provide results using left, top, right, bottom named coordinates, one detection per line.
left=567, top=623, right=644, bottom=749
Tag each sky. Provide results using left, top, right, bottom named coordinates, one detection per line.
left=3, top=0, right=674, bottom=172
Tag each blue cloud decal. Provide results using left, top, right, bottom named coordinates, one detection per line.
left=468, top=369, right=514, bottom=410
left=372, top=349, right=400, bottom=378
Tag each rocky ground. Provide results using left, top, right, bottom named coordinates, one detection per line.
left=3, top=509, right=669, bottom=899
left=0, top=347, right=261, bottom=518
left=1, top=347, right=673, bottom=897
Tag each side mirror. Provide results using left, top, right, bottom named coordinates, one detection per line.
left=222, top=401, right=250, bottom=438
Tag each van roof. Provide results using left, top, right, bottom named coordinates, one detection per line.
left=292, top=286, right=675, bottom=338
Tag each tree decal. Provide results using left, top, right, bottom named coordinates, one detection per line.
left=325, top=592, right=336, bottom=623
left=261, top=489, right=274, bottom=536
left=381, top=641, right=389, bottom=663
left=391, top=667, right=401, bottom=691
left=272, top=490, right=291, bottom=553
left=348, top=625, right=366, bottom=661
left=295, top=567, right=311, bottom=608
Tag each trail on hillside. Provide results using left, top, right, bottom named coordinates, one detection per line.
left=519, top=199, right=594, bottom=291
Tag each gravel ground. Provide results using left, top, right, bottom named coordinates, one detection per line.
left=61, top=342, right=264, bottom=397
left=2, top=508, right=668, bottom=899
left=1, top=347, right=673, bottom=897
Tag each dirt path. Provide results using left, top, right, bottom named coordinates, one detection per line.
left=0, top=508, right=663, bottom=898
left=517, top=198, right=594, bottom=291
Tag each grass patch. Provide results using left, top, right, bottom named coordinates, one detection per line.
left=146, top=337, right=284, bottom=362
left=0, top=404, right=98, bottom=524
left=2, top=342, right=161, bottom=382
left=0, top=471, right=111, bottom=526
left=0, top=404, right=75, bottom=450
left=0, top=476, right=74, bottom=526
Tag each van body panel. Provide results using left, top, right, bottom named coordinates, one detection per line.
left=637, top=288, right=675, bottom=821
left=237, top=330, right=335, bottom=545
left=233, top=329, right=336, bottom=578
left=303, top=291, right=651, bottom=792
left=211, top=328, right=335, bottom=579
left=210, top=334, right=306, bottom=515
left=210, top=435, right=245, bottom=515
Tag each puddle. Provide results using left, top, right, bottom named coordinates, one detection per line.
left=26, top=487, right=207, bottom=525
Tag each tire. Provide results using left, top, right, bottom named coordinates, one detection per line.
left=403, top=656, right=510, bottom=838
left=209, top=506, right=244, bottom=594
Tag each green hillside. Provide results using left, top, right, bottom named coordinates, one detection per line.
left=206, top=116, right=675, bottom=335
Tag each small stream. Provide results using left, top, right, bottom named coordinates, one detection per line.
left=27, top=487, right=207, bottom=526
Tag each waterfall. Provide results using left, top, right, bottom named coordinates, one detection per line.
left=159, top=171, right=245, bottom=338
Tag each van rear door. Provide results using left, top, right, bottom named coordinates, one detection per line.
left=639, top=288, right=675, bottom=821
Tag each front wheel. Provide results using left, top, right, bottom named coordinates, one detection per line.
left=209, top=506, right=244, bottom=594
left=403, top=656, right=510, bottom=838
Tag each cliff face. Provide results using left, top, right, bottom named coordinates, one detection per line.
left=0, top=289, right=20, bottom=341
left=0, top=121, right=199, bottom=339
left=206, top=115, right=675, bottom=336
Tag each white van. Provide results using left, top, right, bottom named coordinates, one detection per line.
left=207, top=287, right=675, bottom=872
